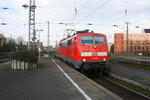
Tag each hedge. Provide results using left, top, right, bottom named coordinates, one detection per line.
left=10, top=50, right=38, bottom=63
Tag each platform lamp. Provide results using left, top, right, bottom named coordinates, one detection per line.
left=36, top=29, right=43, bottom=59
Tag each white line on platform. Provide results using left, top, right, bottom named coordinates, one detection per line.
left=52, top=59, right=92, bottom=100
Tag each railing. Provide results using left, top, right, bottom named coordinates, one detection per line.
left=114, top=51, right=150, bottom=57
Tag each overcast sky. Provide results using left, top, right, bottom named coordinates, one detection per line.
left=0, top=0, right=150, bottom=46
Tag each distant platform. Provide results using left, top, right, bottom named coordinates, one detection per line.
left=111, top=56, right=150, bottom=66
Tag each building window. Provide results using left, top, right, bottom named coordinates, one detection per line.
left=138, top=46, right=141, bottom=50
left=134, top=42, right=136, bottom=44
left=129, top=36, right=132, bottom=40
left=134, top=36, right=136, bottom=40
left=146, top=47, right=149, bottom=50
left=142, top=37, right=145, bottom=40
left=134, top=47, right=136, bottom=50
left=138, top=41, right=141, bottom=45
left=142, top=42, right=145, bottom=45
left=142, top=47, right=144, bottom=50
left=138, top=36, right=141, bottom=40
left=146, top=42, right=149, bottom=44
left=131, top=46, right=132, bottom=50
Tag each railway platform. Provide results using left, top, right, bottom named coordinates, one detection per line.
left=110, top=56, right=150, bottom=88
left=0, top=59, right=123, bottom=100
left=111, top=56, right=150, bottom=66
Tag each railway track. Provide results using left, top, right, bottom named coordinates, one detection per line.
left=62, top=59, right=150, bottom=99
left=91, top=76, right=150, bottom=100
left=0, top=52, right=11, bottom=63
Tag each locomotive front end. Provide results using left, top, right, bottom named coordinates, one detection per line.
left=79, top=33, right=110, bottom=75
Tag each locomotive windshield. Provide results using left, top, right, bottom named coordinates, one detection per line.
left=81, top=36, right=105, bottom=45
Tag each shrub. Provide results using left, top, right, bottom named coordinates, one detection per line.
left=10, top=50, right=38, bottom=63
left=143, top=51, right=150, bottom=56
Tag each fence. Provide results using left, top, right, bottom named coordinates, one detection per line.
left=114, top=51, right=150, bottom=57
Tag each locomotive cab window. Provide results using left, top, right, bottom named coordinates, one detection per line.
left=60, top=43, right=63, bottom=47
left=74, top=37, right=77, bottom=44
left=81, top=36, right=105, bottom=45
left=67, top=39, right=72, bottom=46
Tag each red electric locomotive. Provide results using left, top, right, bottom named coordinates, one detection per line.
left=55, top=30, right=110, bottom=75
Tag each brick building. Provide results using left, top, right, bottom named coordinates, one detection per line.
left=114, top=33, right=150, bottom=56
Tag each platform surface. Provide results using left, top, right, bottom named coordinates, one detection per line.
left=0, top=59, right=122, bottom=100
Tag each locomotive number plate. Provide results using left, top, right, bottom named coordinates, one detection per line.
left=92, top=52, right=98, bottom=56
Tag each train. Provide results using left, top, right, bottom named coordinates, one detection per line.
left=55, top=30, right=110, bottom=75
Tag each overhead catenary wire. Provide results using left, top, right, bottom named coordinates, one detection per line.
left=104, top=0, right=128, bottom=27
left=70, top=0, right=91, bottom=26
left=78, top=0, right=91, bottom=13
left=121, top=0, right=148, bottom=8
left=76, top=0, right=111, bottom=25
left=70, top=0, right=77, bottom=22
left=73, top=0, right=91, bottom=23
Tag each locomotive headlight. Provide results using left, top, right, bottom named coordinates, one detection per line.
left=83, top=59, right=86, bottom=61
left=103, top=58, right=106, bottom=61
left=93, top=45, right=96, bottom=49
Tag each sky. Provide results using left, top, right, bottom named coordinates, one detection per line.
left=0, top=0, right=150, bottom=47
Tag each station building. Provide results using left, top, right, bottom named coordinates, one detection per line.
left=114, top=33, right=150, bottom=56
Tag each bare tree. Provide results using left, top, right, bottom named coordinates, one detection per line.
left=0, top=34, right=7, bottom=52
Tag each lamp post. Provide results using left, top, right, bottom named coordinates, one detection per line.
left=47, top=21, right=50, bottom=47
left=15, top=46, right=18, bottom=52
left=22, top=0, right=36, bottom=50
left=113, top=23, right=129, bottom=56
left=36, top=29, right=43, bottom=59
left=125, top=22, right=130, bottom=56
